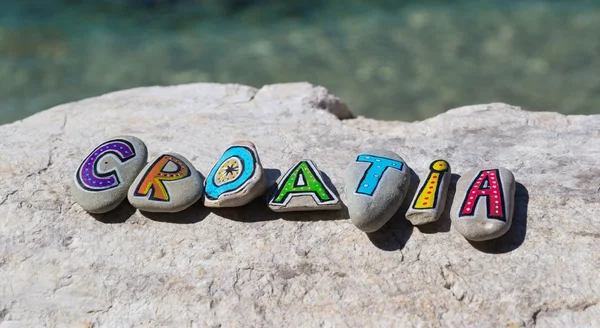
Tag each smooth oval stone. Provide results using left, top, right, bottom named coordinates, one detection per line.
left=204, top=141, right=268, bottom=207
left=71, top=136, right=148, bottom=213
left=450, top=167, right=515, bottom=241
left=344, top=149, right=411, bottom=232
left=127, top=152, right=203, bottom=213
left=406, top=159, right=451, bottom=225
left=268, top=159, right=341, bottom=212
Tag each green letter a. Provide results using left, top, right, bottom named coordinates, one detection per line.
left=268, top=160, right=339, bottom=209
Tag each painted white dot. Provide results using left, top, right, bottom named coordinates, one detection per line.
left=466, top=208, right=471, bottom=211
left=493, top=191, right=497, bottom=193
left=467, top=202, right=471, bottom=205
left=376, top=166, right=381, bottom=168
left=374, top=174, right=379, bottom=178
left=470, top=197, right=474, bottom=199
left=364, top=184, right=368, bottom=187
left=376, top=159, right=381, bottom=162
left=495, top=200, right=499, bottom=203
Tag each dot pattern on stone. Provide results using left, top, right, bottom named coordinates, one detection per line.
left=133, top=155, right=191, bottom=202
left=459, top=169, right=506, bottom=221
left=76, top=139, right=136, bottom=191
left=355, top=154, right=404, bottom=196
left=269, top=160, right=338, bottom=206
left=413, top=159, right=449, bottom=209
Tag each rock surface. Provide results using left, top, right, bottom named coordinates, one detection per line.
left=0, top=82, right=599, bottom=327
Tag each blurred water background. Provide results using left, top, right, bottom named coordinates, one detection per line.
left=1, top=0, right=600, bottom=124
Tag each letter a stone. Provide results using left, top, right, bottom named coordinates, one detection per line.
left=450, top=167, right=516, bottom=241
left=268, top=160, right=340, bottom=212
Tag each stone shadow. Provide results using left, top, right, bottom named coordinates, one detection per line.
left=214, top=168, right=345, bottom=222
left=397, top=166, right=421, bottom=215
left=212, top=168, right=283, bottom=223
left=279, top=170, right=346, bottom=222
left=366, top=167, right=419, bottom=251
left=417, top=173, right=460, bottom=234
left=367, top=211, right=414, bottom=252
left=215, top=196, right=347, bottom=223
left=139, top=170, right=212, bottom=224
left=468, top=182, right=529, bottom=254
left=91, top=200, right=137, bottom=224
left=211, top=196, right=279, bottom=223
left=320, top=171, right=340, bottom=198
left=140, top=200, right=212, bottom=224
left=264, top=168, right=281, bottom=189
left=281, top=202, right=348, bottom=222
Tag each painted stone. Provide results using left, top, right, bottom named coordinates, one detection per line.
left=450, top=167, right=516, bottom=241
left=406, top=159, right=451, bottom=225
left=71, top=136, right=148, bottom=213
left=268, top=160, right=341, bottom=212
left=127, top=152, right=203, bottom=213
left=203, top=141, right=268, bottom=207
left=344, top=149, right=411, bottom=232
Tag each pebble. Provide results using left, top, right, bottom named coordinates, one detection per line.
left=204, top=141, right=268, bottom=207
left=450, top=167, right=515, bottom=241
left=344, top=149, right=411, bottom=232
left=268, top=160, right=340, bottom=212
left=127, top=152, right=203, bottom=213
left=406, top=159, right=451, bottom=225
left=71, top=136, right=148, bottom=213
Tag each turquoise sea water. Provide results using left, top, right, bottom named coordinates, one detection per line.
left=1, top=0, right=600, bottom=123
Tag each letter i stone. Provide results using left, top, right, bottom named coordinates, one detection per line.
left=406, top=159, right=451, bottom=225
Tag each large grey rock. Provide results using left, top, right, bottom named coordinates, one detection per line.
left=1, top=83, right=599, bottom=327
left=70, top=135, right=148, bottom=213
left=344, top=149, right=411, bottom=232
